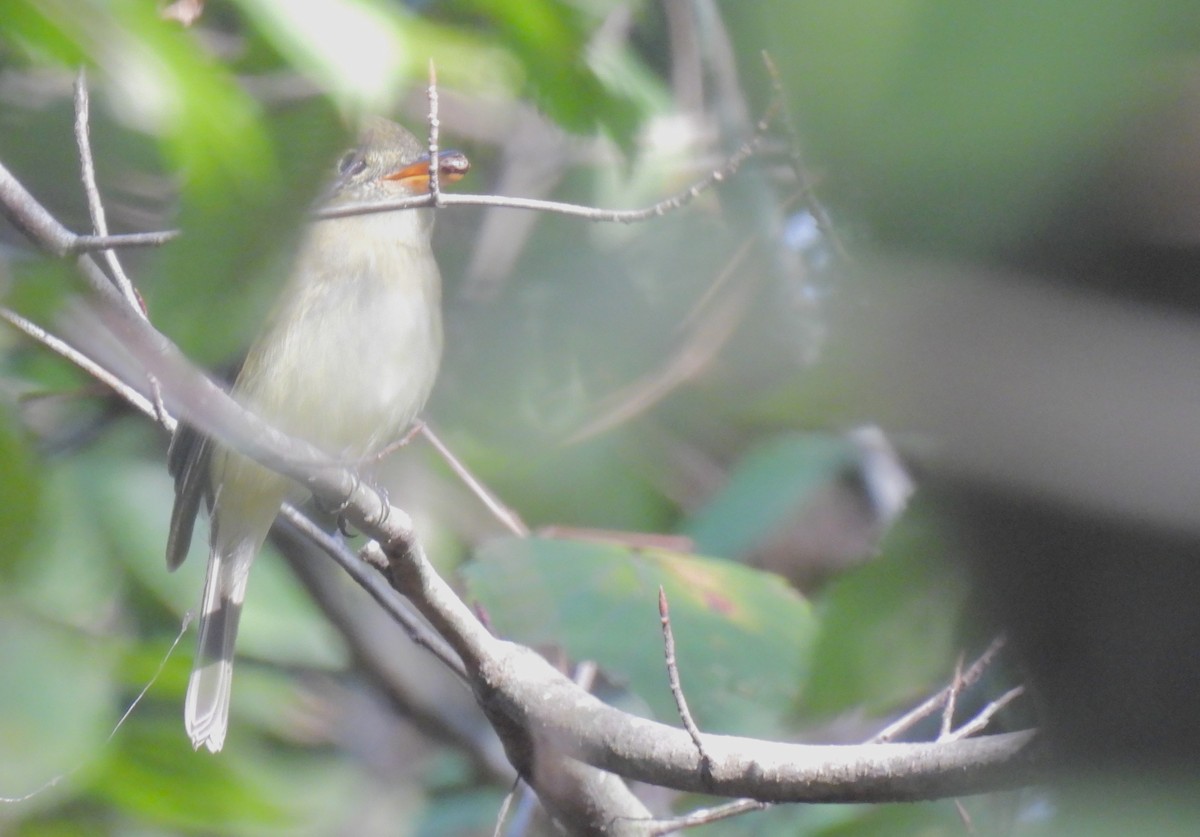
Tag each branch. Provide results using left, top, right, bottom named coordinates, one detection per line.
left=1, top=99, right=1044, bottom=826
left=74, top=70, right=143, bottom=315
left=872, top=636, right=1009, bottom=744
left=65, top=287, right=1046, bottom=815
left=2, top=122, right=769, bottom=256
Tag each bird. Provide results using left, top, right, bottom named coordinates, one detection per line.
left=165, top=117, right=467, bottom=753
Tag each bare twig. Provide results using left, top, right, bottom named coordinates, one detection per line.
left=491, top=777, right=521, bottom=837
left=659, top=586, right=713, bottom=783
left=73, top=230, right=180, bottom=251
left=9, top=155, right=766, bottom=252
left=954, top=799, right=976, bottom=834
left=760, top=51, right=849, bottom=262
left=73, top=70, right=142, bottom=316
left=60, top=178, right=773, bottom=249
left=946, top=686, right=1026, bottom=743
left=643, top=798, right=769, bottom=836
left=421, top=424, right=530, bottom=537
left=427, top=60, right=442, bottom=205
left=0, top=306, right=167, bottom=429
left=74, top=70, right=168, bottom=423
left=279, top=506, right=466, bottom=679
left=0, top=158, right=81, bottom=257
left=941, top=654, right=965, bottom=740
left=872, top=635, right=1008, bottom=744
left=320, top=130, right=765, bottom=223
left=564, top=234, right=756, bottom=443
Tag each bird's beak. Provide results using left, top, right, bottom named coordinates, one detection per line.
left=383, top=150, right=470, bottom=192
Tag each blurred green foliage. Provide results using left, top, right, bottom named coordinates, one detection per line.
left=730, top=0, right=1196, bottom=253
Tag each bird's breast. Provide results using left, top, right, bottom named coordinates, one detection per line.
left=232, top=212, right=443, bottom=460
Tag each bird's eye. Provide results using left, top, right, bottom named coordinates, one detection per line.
left=337, top=151, right=367, bottom=177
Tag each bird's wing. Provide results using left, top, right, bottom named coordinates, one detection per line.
left=166, top=422, right=213, bottom=571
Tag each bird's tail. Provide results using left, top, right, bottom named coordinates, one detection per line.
left=185, top=535, right=259, bottom=753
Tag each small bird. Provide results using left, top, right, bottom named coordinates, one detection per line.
left=166, top=118, right=467, bottom=753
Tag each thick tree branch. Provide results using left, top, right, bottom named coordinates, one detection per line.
left=63, top=293, right=1046, bottom=811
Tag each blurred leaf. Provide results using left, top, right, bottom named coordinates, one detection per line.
left=463, top=536, right=815, bottom=737
left=146, top=101, right=342, bottom=365
left=732, top=0, right=1196, bottom=251
left=416, top=786, right=509, bottom=837
left=3, top=0, right=275, bottom=200
left=10, top=443, right=120, bottom=622
left=88, top=720, right=287, bottom=831
left=231, top=0, right=409, bottom=109
left=683, top=432, right=856, bottom=559
left=4, top=260, right=79, bottom=338
left=802, top=513, right=964, bottom=716
left=445, top=0, right=647, bottom=146
left=0, top=0, right=88, bottom=65
left=0, top=405, right=41, bottom=570
left=0, top=611, right=117, bottom=798
left=810, top=801, right=963, bottom=837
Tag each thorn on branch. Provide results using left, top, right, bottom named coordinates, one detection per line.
left=872, top=635, right=1010, bottom=744
left=940, top=653, right=965, bottom=740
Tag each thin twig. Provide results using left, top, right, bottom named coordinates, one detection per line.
left=73, top=230, right=180, bottom=251
left=322, top=131, right=764, bottom=223
left=73, top=70, right=142, bottom=316
left=280, top=506, right=467, bottom=680
left=871, top=635, right=1008, bottom=743
left=643, top=798, right=770, bottom=836
left=941, top=653, right=965, bottom=740
left=73, top=70, right=168, bottom=424
left=5, top=110, right=771, bottom=260
left=760, top=50, right=849, bottom=262
left=0, top=158, right=79, bottom=256
left=946, top=686, right=1026, bottom=743
left=427, top=60, right=441, bottom=205
left=564, top=238, right=754, bottom=444
left=659, top=586, right=713, bottom=783
left=71, top=175, right=769, bottom=245
left=491, top=776, right=521, bottom=837
left=0, top=306, right=167, bottom=429
left=953, top=799, right=976, bottom=834
left=421, top=424, right=529, bottom=537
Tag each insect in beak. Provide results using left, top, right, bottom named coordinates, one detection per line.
left=383, top=149, right=470, bottom=192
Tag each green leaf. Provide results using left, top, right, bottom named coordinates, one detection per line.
left=88, top=720, right=287, bottom=830
left=0, top=0, right=88, bottom=65
left=683, top=432, right=857, bottom=559
left=733, top=0, right=1193, bottom=252
left=0, top=611, right=117, bottom=797
left=0, top=404, right=41, bottom=572
left=463, top=536, right=816, bottom=737
left=445, top=0, right=646, bottom=146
